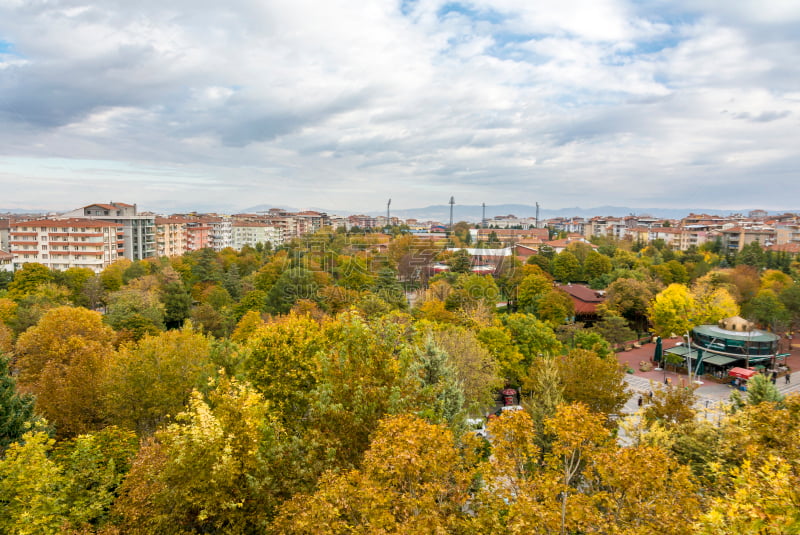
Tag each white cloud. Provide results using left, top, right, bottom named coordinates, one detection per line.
left=0, top=0, right=798, bottom=213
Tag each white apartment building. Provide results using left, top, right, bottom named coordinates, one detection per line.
left=9, top=218, right=124, bottom=272
left=231, top=222, right=283, bottom=250
left=61, top=202, right=155, bottom=261
left=208, top=217, right=233, bottom=251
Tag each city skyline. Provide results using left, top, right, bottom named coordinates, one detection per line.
left=1, top=1, right=799, bottom=213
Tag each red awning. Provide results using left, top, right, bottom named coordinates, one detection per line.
left=728, top=367, right=757, bottom=380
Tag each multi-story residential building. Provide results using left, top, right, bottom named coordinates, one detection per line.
left=719, top=226, right=776, bottom=253
left=470, top=228, right=549, bottom=245
left=185, top=221, right=213, bottom=251
left=155, top=217, right=188, bottom=257
left=776, top=222, right=800, bottom=246
left=0, top=249, right=12, bottom=272
left=583, top=216, right=627, bottom=240
left=485, top=215, right=537, bottom=229
left=231, top=222, right=283, bottom=250
left=0, top=218, right=9, bottom=252
left=207, top=217, right=233, bottom=251
left=9, top=218, right=124, bottom=272
left=61, top=202, right=155, bottom=261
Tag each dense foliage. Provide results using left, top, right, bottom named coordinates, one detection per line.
left=1, top=229, right=799, bottom=533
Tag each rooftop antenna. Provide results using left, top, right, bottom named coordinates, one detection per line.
left=449, top=196, right=455, bottom=231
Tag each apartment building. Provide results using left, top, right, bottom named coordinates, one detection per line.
left=207, top=217, right=232, bottom=251
left=718, top=226, right=776, bottom=253
left=583, top=217, right=627, bottom=240
left=0, top=250, right=12, bottom=272
left=61, top=202, right=155, bottom=261
left=231, top=222, right=283, bottom=250
left=185, top=221, right=213, bottom=251
left=0, top=218, right=9, bottom=252
left=9, top=218, right=124, bottom=272
left=155, top=217, right=188, bottom=257
left=485, top=214, right=537, bottom=229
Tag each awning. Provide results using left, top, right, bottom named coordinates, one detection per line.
left=729, top=367, right=757, bottom=380
left=702, top=354, right=738, bottom=367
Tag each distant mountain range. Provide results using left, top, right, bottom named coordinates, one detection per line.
left=361, top=204, right=794, bottom=222
left=5, top=203, right=796, bottom=222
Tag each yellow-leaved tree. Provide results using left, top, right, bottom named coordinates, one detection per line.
left=15, top=306, right=114, bottom=437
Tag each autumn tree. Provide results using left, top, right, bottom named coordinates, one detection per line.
left=6, top=262, right=53, bottom=300
left=15, top=306, right=115, bottom=437
left=555, top=349, right=627, bottom=416
left=0, top=430, right=67, bottom=534
left=113, top=376, right=291, bottom=533
left=274, top=414, right=476, bottom=534
left=242, top=312, right=324, bottom=431
left=647, top=283, right=697, bottom=337
left=430, top=325, right=503, bottom=411
left=105, top=324, right=215, bottom=436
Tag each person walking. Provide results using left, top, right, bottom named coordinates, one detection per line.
left=787, top=373, right=792, bottom=384
left=638, top=395, right=643, bottom=408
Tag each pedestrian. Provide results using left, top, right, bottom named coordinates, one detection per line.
left=637, top=395, right=643, bottom=408
left=648, top=391, right=653, bottom=402
left=787, top=373, right=792, bottom=384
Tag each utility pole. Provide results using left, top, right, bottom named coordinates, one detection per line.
left=449, top=196, right=455, bottom=231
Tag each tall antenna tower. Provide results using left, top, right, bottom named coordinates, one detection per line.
left=449, top=196, right=455, bottom=231
left=535, top=202, right=540, bottom=228
left=387, top=198, right=391, bottom=225
left=482, top=202, right=486, bottom=228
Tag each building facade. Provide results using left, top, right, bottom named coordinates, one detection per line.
left=9, top=218, right=124, bottom=272
left=61, top=203, right=156, bottom=261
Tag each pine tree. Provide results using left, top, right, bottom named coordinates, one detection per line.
left=0, top=354, right=36, bottom=451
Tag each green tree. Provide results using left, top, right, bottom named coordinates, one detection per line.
left=0, top=354, right=37, bottom=452
left=105, top=285, right=166, bottom=339
left=412, top=338, right=465, bottom=426
left=516, top=270, right=553, bottom=313
left=447, top=249, right=472, bottom=274
left=501, top=313, right=563, bottom=386
left=745, top=373, right=784, bottom=406
left=266, top=267, right=319, bottom=314
left=591, top=313, right=636, bottom=348
left=53, top=426, right=139, bottom=531
left=583, top=250, right=613, bottom=281
left=105, top=325, right=215, bottom=436
left=6, top=262, right=54, bottom=300
left=551, top=250, right=581, bottom=282
left=746, top=289, right=789, bottom=331
left=162, top=280, right=193, bottom=329
left=430, top=325, right=503, bottom=412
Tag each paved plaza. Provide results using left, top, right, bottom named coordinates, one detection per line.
left=616, top=337, right=800, bottom=420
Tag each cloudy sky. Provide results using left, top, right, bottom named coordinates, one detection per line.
left=1, top=0, right=799, bottom=214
